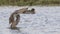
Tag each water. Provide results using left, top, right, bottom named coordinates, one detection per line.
left=0, top=6, right=60, bottom=34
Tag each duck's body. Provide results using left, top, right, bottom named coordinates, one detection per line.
left=9, top=8, right=35, bottom=29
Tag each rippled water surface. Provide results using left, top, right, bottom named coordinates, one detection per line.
left=0, top=6, right=60, bottom=34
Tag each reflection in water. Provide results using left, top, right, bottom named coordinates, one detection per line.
left=8, top=27, right=29, bottom=34
left=9, top=30, right=20, bottom=34
left=8, top=27, right=21, bottom=34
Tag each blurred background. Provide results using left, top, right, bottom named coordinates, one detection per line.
left=0, top=0, right=60, bottom=6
